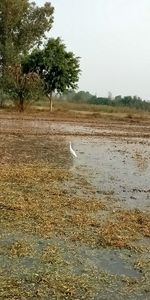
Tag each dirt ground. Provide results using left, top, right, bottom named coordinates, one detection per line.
left=0, top=111, right=150, bottom=299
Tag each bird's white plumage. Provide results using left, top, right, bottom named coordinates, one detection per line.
left=69, top=141, right=77, bottom=158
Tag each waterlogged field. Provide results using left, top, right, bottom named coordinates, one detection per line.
left=0, top=112, right=150, bottom=299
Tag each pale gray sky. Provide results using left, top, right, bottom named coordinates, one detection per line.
left=36, top=0, right=150, bottom=100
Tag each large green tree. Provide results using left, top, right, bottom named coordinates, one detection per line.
left=0, top=0, right=54, bottom=73
left=22, top=38, right=80, bottom=111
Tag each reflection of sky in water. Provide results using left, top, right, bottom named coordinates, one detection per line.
left=72, top=138, right=150, bottom=210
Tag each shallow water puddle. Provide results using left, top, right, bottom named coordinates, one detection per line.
left=71, top=137, right=150, bottom=211
left=0, top=232, right=141, bottom=279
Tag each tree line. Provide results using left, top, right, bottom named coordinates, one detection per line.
left=0, top=0, right=80, bottom=111
left=62, top=90, right=150, bottom=112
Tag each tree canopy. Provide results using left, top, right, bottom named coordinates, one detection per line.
left=0, top=0, right=54, bottom=72
left=3, top=65, right=42, bottom=111
left=22, top=38, right=80, bottom=111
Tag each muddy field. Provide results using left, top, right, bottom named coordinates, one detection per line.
left=0, top=112, right=150, bottom=299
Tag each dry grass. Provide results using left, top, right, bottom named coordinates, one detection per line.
left=0, top=272, right=112, bottom=300
left=0, top=134, right=149, bottom=249
left=36, top=99, right=150, bottom=115
left=0, top=241, right=34, bottom=258
left=97, top=210, right=150, bottom=249
left=1, top=100, right=150, bottom=124
left=0, top=124, right=150, bottom=299
left=0, top=162, right=105, bottom=238
left=0, top=142, right=105, bottom=299
left=1, top=161, right=149, bottom=251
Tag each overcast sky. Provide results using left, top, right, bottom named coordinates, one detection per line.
left=36, top=0, right=150, bottom=100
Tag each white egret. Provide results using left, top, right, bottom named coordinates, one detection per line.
left=69, top=141, right=77, bottom=158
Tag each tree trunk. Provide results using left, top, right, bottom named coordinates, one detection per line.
left=19, top=95, right=24, bottom=112
left=48, top=93, right=53, bottom=112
